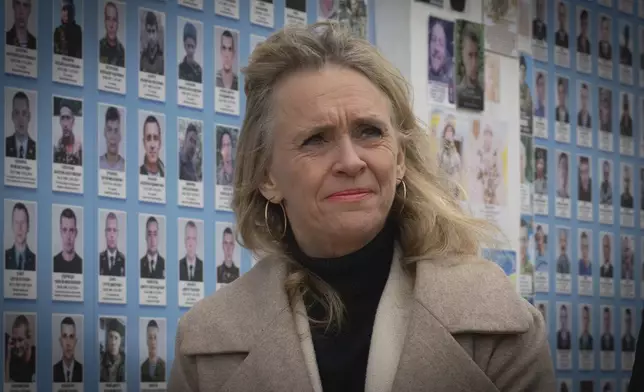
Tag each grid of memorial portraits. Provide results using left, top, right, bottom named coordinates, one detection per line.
left=518, top=0, right=644, bottom=389
left=2, top=0, right=370, bottom=390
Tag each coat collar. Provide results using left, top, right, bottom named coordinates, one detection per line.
left=179, top=249, right=531, bottom=391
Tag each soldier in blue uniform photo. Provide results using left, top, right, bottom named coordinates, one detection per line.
left=601, top=307, right=615, bottom=351
left=5, top=91, right=36, bottom=160
left=216, top=226, right=240, bottom=284
left=99, top=212, right=126, bottom=277
left=622, top=309, right=636, bottom=352
left=52, top=317, right=83, bottom=383
left=4, top=202, right=36, bottom=271
left=179, top=220, right=203, bottom=282
left=579, top=306, right=593, bottom=350
left=140, top=216, right=166, bottom=280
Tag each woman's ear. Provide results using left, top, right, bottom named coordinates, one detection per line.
left=396, top=144, right=406, bottom=180
left=259, top=172, right=284, bottom=203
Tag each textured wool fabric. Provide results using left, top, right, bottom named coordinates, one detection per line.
left=169, top=252, right=556, bottom=392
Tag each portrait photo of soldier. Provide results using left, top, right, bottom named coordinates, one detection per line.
left=555, top=76, right=570, bottom=123
left=533, top=71, right=547, bottom=117
left=619, top=93, right=633, bottom=137
left=621, top=308, right=636, bottom=352
left=98, top=104, right=125, bottom=172
left=53, top=206, right=83, bottom=275
left=178, top=220, right=204, bottom=283
left=620, top=235, right=634, bottom=280
left=5, top=0, right=37, bottom=50
left=178, top=18, right=203, bottom=84
left=4, top=200, right=36, bottom=272
left=554, top=1, right=569, bottom=49
left=599, top=159, right=613, bottom=205
left=532, top=0, right=547, bottom=42
left=556, top=227, right=571, bottom=274
left=52, top=97, right=83, bottom=166
left=53, top=0, right=82, bottom=59
left=178, top=119, right=203, bottom=183
left=600, top=233, right=614, bottom=278
left=556, top=151, right=570, bottom=199
left=216, top=125, right=238, bottom=186
left=139, top=112, right=165, bottom=177
left=215, top=27, right=239, bottom=91
left=216, top=224, right=240, bottom=284
left=619, top=21, right=633, bottom=67
left=455, top=20, right=484, bottom=110
left=52, top=314, right=83, bottom=383
left=3, top=313, right=36, bottom=383
left=533, top=147, right=548, bottom=195
left=578, top=305, right=593, bottom=351
left=99, top=316, right=126, bottom=383
left=577, top=82, right=591, bottom=128
left=598, top=14, right=612, bottom=61
left=576, top=8, right=590, bottom=55
left=598, top=86, right=612, bottom=134
left=139, top=9, right=165, bottom=76
left=140, top=215, right=165, bottom=280
left=99, top=0, right=125, bottom=67
left=556, top=303, right=571, bottom=350
left=577, top=156, right=591, bottom=203
left=139, top=318, right=166, bottom=383
left=5, top=89, right=36, bottom=160
left=600, top=306, right=614, bottom=351
left=620, top=164, right=634, bottom=209
left=519, top=55, right=532, bottom=121
left=99, top=210, right=126, bottom=277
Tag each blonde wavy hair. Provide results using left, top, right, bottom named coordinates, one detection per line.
left=232, top=22, right=497, bottom=327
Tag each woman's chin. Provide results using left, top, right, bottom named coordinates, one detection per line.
left=326, top=212, right=386, bottom=236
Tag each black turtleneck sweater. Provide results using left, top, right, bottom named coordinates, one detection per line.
left=287, top=224, right=395, bottom=392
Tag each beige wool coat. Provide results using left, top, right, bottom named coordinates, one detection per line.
left=168, top=248, right=556, bottom=392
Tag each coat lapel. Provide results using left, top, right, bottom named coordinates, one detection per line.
left=389, top=255, right=531, bottom=392
left=390, top=301, right=499, bottom=392
left=180, top=256, right=315, bottom=392
left=219, top=307, right=315, bottom=392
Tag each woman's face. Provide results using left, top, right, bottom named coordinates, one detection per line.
left=261, top=65, right=405, bottom=256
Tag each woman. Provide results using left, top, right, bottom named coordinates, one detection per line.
left=630, top=318, right=644, bottom=391
left=169, top=22, right=555, bottom=392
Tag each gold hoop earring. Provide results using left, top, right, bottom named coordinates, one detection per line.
left=264, top=199, right=287, bottom=241
left=397, top=178, right=407, bottom=214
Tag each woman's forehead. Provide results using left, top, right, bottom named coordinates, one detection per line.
left=273, top=67, right=390, bottom=126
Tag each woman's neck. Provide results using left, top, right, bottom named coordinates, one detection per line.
left=287, top=221, right=396, bottom=284
left=290, top=223, right=387, bottom=259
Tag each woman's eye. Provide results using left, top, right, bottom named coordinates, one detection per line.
left=359, top=126, right=383, bottom=138
left=302, top=134, right=325, bottom=146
